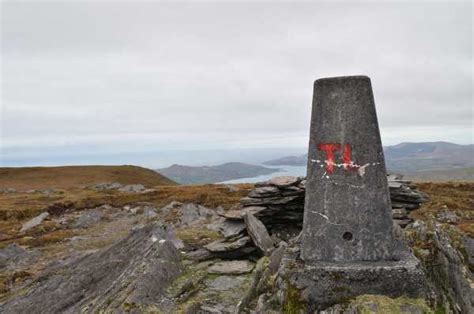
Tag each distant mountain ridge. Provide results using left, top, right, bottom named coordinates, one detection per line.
left=263, top=142, right=474, bottom=176
left=384, top=142, right=473, bottom=173
left=156, top=162, right=280, bottom=184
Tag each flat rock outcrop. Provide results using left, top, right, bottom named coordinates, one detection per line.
left=1, top=223, right=183, bottom=313
left=406, top=222, right=474, bottom=313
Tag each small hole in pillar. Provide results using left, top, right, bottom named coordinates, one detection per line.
left=342, top=232, right=353, bottom=241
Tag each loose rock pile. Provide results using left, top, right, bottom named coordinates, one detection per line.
left=0, top=188, right=60, bottom=195
left=387, top=174, right=430, bottom=227
left=0, top=188, right=17, bottom=194
left=186, top=211, right=275, bottom=262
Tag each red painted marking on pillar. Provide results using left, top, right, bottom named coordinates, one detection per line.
left=342, top=144, right=359, bottom=171
left=317, top=143, right=341, bottom=173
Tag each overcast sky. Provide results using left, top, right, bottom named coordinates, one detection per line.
left=1, top=1, right=472, bottom=166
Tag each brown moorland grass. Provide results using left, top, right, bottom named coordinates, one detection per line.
left=412, top=182, right=474, bottom=236
left=0, top=183, right=253, bottom=247
left=0, top=165, right=176, bottom=190
left=0, top=181, right=472, bottom=248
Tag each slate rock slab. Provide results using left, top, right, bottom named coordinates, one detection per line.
left=206, top=275, right=247, bottom=291
left=73, top=209, right=104, bottom=229
left=220, top=206, right=266, bottom=220
left=160, top=201, right=183, bottom=214
left=267, top=176, right=301, bottom=187
left=244, top=212, right=274, bottom=255
left=208, top=260, right=255, bottom=275
left=1, top=223, right=182, bottom=313
left=0, top=244, right=38, bottom=269
left=215, top=219, right=246, bottom=238
left=248, top=186, right=280, bottom=198
left=178, top=203, right=217, bottom=227
left=186, top=248, right=213, bottom=261
left=204, top=236, right=251, bottom=253
left=20, top=212, right=49, bottom=233
left=464, top=236, right=474, bottom=269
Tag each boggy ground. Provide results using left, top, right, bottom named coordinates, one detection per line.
left=0, top=180, right=472, bottom=312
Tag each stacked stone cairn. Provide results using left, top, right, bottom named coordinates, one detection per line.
left=187, top=174, right=428, bottom=262
left=387, top=174, right=430, bottom=227
left=232, top=174, right=427, bottom=235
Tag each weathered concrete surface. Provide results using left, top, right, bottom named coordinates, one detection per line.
left=279, top=251, right=427, bottom=311
left=274, top=76, right=430, bottom=311
left=301, top=76, right=397, bottom=262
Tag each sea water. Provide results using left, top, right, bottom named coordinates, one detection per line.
left=220, top=165, right=307, bottom=184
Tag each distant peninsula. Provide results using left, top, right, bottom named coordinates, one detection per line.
left=156, top=162, right=280, bottom=184
left=263, top=154, right=307, bottom=166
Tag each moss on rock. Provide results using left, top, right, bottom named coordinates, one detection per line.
left=346, top=295, right=432, bottom=314
left=283, top=282, right=307, bottom=314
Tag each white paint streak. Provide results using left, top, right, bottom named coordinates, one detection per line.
left=312, top=211, right=329, bottom=220
left=311, top=211, right=344, bottom=226
left=311, top=159, right=382, bottom=177
left=357, top=163, right=371, bottom=176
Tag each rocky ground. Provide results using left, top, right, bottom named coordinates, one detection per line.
left=0, top=177, right=472, bottom=313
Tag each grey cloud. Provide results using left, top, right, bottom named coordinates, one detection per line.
left=1, top=1, right=472, bottom=165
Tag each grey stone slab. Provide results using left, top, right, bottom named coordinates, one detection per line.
left=73, top=209, right=104, bottom=229
left=464, top=236, right=474, bottom=268
left=248, top=186, right=280, bottom=198
left=280, top=186, right=305, bottom=196
left=206, top=275, right=247, bottom=291
left=20, top=212, right=49, bottom=233
left=204, top=236, right=250, bottom=253
left=0, top=244, right=39, bottom=269
left=177, top=203, right=217, bottom=227
left=393, top=219, right=412, bottom=228
left=219, top=206, right=266, bottom=220
left=392, top=208, right=408, bottom=219
left=241, top=195, right=302, bottom=207
left=244, top=212, right=274, bottom=255
left=207, top=260, right=255, bottom=275
left=216, top=219, right=246, bottom=238
left=267, top=176, right=300, bottom=187
left=301, top=76, right=397, bottom=262
left=219, top=209, right=244, bottom=220
left=185, top=248, right=213, bottom=261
